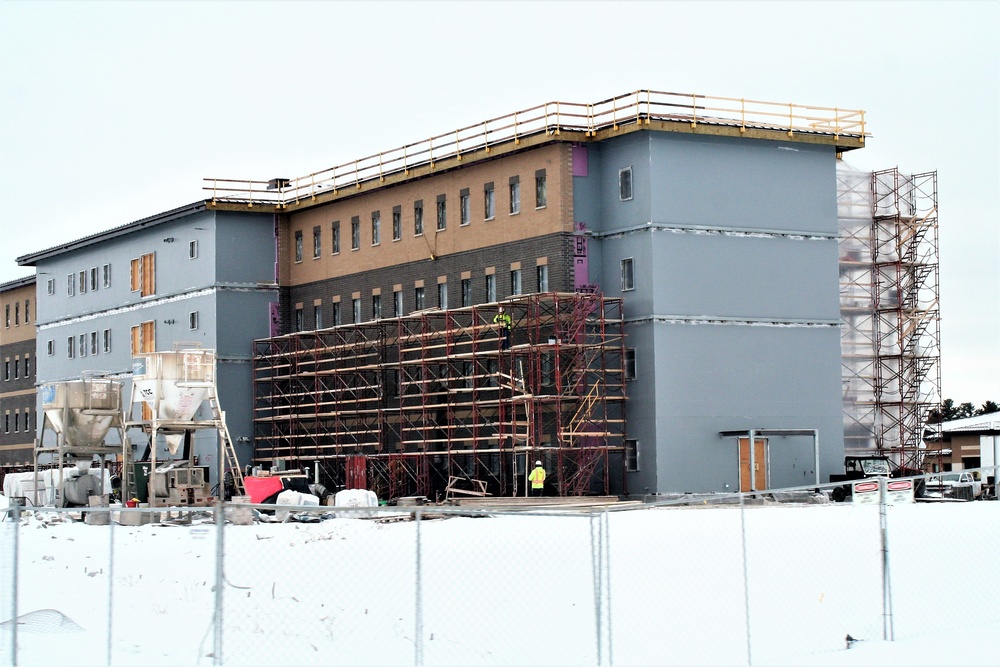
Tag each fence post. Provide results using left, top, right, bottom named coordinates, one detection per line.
left=106, top=510, right=115, bottom=666
left=5, top=504, right=21, bottom=666
left=590, top=511, right=612, bottom=666
left=739, top=492, right=753, bottom=666
left=213, top=502, right=225, bottom=665
left=414, top=509, right=424, bottom=667
left=878, top=477, right=894, bottom=641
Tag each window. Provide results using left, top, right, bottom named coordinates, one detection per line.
left=371, top=211, right=381, bottom=245
left=394, top=290, right=403, bottom=317
left=313, top=226, right=322, bottom=258
left=24, top=356, right=30, bottom=377
left=619, top=166, right=633, bottom=201
left=294, top=230, right=304, bottom=262
left=3, top=360, right=8, bottom=380
left=535, top=169, right=547, bottom=208
left=130, top=321, right=155, bottom=355
left=189, top=241, right=198, bottom=259
left=3, top=414, right=7, bottom=433
left=3, top=304, right=8, bottom=327
left=352, top=298, right=361, bottom=323
left=47, top=340, right=55, bottom=356
left=189, top=311, right=199, bottom=330
left=510, top=269, right=522, bottom=295
left=89, top=267, right=98, bottom=292
left=438, top=282, right=448, bottom=309
left=314, top=305, right=323, bottom=329
left=103, top=264, right=111, bottom=288
left=90, top=331, right=98, bottom=356
left=13, top=413, right=18, bottom=433
left=392, top=206, right=402, bottom=241
left=461, top=278, right=472, bottom=307
left=13, top=303, right=19, bottom=326
left=13, top=358, right=18, bottom=379
left=67, top=274, right=74, bottom=296
left=130, top=252, right=156, bottom=296
left=460, top=189, right=470, bottom=226
left=79, top=271, right=87, bottom=294
left=351, top=217, right=361, bottom=250
left=332, top=301, right=341, bottom=326
left=414, top=286, right=425, bottom=310
left=79, top=334, right=87, bottom=357
left=436, top=195, right=446, bottom=231
left=621, top=257, right=635, bottom=291
left=625, top=439, right=639, bottom=472
left=484, top=183, right=495, bottom=220
left=537, top=264, right=549, bottom=292
left=625, top=348, right=637, bottom=381
left=486, top=274, right=496, bottom=302
left=414, top=201, right=424, bottom=236
left=103, top=329, right=111, bottom=353
left=509, top=176, right=521, bottom=214
left=67, top=336, right=74, bottom=358
left=47, top=278, right=55, bottom=295
left=372, top=294, right=382, bottom=319
left=24, top=299, right=29, bottom=324
left=295, top=307, right=304, bottom=332
left=332, top=221, right=341, bottom=254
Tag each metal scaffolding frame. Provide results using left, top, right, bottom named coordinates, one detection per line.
left=252, top=292, right=627, bottom=500
left=838, top=165, right=941, bottom=470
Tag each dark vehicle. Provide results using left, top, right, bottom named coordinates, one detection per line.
left=829, top=456, right=925, bottom=502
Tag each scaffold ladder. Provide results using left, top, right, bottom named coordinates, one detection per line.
left=208, top=392, right=246, bottom=498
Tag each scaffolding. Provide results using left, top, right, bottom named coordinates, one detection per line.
left=252, top=292, right=627, bottom=500
left=838, top=164, right=941, bottom=470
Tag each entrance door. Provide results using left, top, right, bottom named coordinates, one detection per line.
left=738, top=438, right=768, bottom=492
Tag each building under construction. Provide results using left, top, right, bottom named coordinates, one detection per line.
left=253, top=292, right=627, bottom=499
left=838, top=164, right=941, bottom=470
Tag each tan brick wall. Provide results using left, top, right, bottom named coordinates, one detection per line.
left=0, top=283, right=36, bottom=346
left=284, top=144, right=571, bottom=286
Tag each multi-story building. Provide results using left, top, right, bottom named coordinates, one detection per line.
left=17, top=203, right=277, bottom=484
left=0, top=276, right=37, bottom=475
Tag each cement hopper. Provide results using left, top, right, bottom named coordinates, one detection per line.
left=131, top=348, right=217, bottom=454
left=39, top=378, right=123, bottom=449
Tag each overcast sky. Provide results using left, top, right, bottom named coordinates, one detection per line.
left=1, top=1, right=996, bottom=402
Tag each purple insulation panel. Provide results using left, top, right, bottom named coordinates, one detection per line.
left=573, top=225, right=589, bottom=290
left=269, top=302, right=280, bottom=338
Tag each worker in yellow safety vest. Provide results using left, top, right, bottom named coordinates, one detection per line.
left=493, top=306, right=512, bottom=349
left=528, top=460, right=546, bottom=496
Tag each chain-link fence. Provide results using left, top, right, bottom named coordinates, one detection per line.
left=2, top=479, right=998, bottom=666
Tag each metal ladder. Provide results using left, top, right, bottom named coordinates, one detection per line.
left=208, top=391, right=246, bottom=498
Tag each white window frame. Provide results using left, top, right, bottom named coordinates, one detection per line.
left=67, top=274, right=74, bottom=296
left=189, top=241, right=198, bottom=259
left=352, top=298, right=362, bottom=323
left=332, top=221, right=341, bottom=254
left=438, top=282, right=448, bottom=310
left=89, top=267, right=98, bottom=291
left=313, top=226, right=322, bottom=258
left=394, top=290, right=403, bottom=317
left=621, top=257, right=635, bottom=292
left=102, top=263, right=111, bottom=288
left=79, top=334, right=87, bottom=357
left=537, top=264, right=549, bottom=292
left=371, top=211, right=381, bottom=246
left=47, top=278, right=55, bottom=295
left=189, top=311, right=199, bottom=330
left=509, top=178, right=521, bottom=215
left=90, top=331, right=98, bottom=356
left=103, top=329, right=112, bottom=353
left=510, top=269, right=522, bottom=295
left=351, top=217, right=361, bottom=250
left=486, top=274, right=496, bottom=302
left=47, top=339, right=55, bottom=356
left=414, top=202, right=424, bottom=236
left=484, top=184, right=495, bottom=220
left=619, top=166, right=633, bottom=201
left=294, top=230, right=303, bottom=263
left=460, top=191, right=470, bottom=226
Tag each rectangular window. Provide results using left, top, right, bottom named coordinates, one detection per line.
left=372, top=294, right=382, bottom=319
left=67, top=274, right=74, bottom=296
left=79, top=334, right=87, bottom=357
left=460, top=189, right=470, bottom=226
left=47, top=278, right=55, bottom=295
left=313, top=226, right=322, bottom=258
left=414, top=201, right=424, bottom=236
left=89, top=267, right=98, bottom=291
left=351, top=216, right=361, bottom=250
left=625, top=348, right=637, bottom=381
left=24, top=355, right=30, bottom=378
left=372, top=211, right=381, bottom=245
left=14, top=358, right=19, bottom=379
left=189, top=311, right=199, bottom=330
left=130, top=253, right=156, bottom=296
left=436, top=195, right=446, bottom=231
left=394, top=290, right=403, bottom=317
left=535, top=169, right=547, bottom=208
left=314, top=304, right=322, bottom=329
left=414, top=286, right=425, bottom=310
left=3, top=361, right=8, bottom=381
left=352, top=298, right=361, bottom=324
left=332, top=301, right=341, bottom=326
left=68, top=336, right=75, bottom=358
left=438, top=282, right=448, bottom=309
left=130, top=321, right=155, bottom=355
left=294, top=230, right=304, bottom=262
left=13, top=413, right=18, bottom=433
left=392, top=206, right=402, bottom=241
left=102, top=263, right=111, bottom=288
left=461, top=278, right=472, bottom=307
left=79, top=270, right=87, bottom=294
left=509, top=176, right=521, bottom=214
left=3, top=414, right=7, bottom=433
left=486, top=274, right=496, bottom=302
left=332, top=221, right=341, bottom=254
left=537, top=264, right=549, bottom=292
left=621, top=257, right=635, bottom=291
left=90, top=331, right=98, bottom=356
left=5, top=304, right=10, bottom=327
left=24, top=299, right=29, bottom=324
left=619, top=166, right=633, bottom=201
left=625, top=439, right=639, bottom=472
left=103, top=329, right=111, bottom=353
left=510, top=269, right=522, bottom=295
left=295, top=307, right=304, bottom=332
left=13, top=303, right=19, bottom=326
left=484, top=183, right=495, bottom=220
left=189, top=241, right=198, bottom=259
left=47, top=340, right=55, bottom=356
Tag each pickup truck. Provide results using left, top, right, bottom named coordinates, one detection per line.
left=924, top=471, right=983, bottom=500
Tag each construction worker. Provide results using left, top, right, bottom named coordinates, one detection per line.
left=528, top=460, right=546, bottom=496
left=493, top=306, right=512, bottom=349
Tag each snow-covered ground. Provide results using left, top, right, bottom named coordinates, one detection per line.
left=1, top=497, right=998, bottom=666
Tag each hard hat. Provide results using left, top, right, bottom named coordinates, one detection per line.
left=535, top=460, right=542, bottom=466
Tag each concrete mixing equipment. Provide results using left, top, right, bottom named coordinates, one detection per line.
left=33, top=374, right=126, bottom=507
left=125, top=343, right=244, bottom=507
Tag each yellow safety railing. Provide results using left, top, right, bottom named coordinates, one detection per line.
left=204, top=89, right=867, bottom=207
